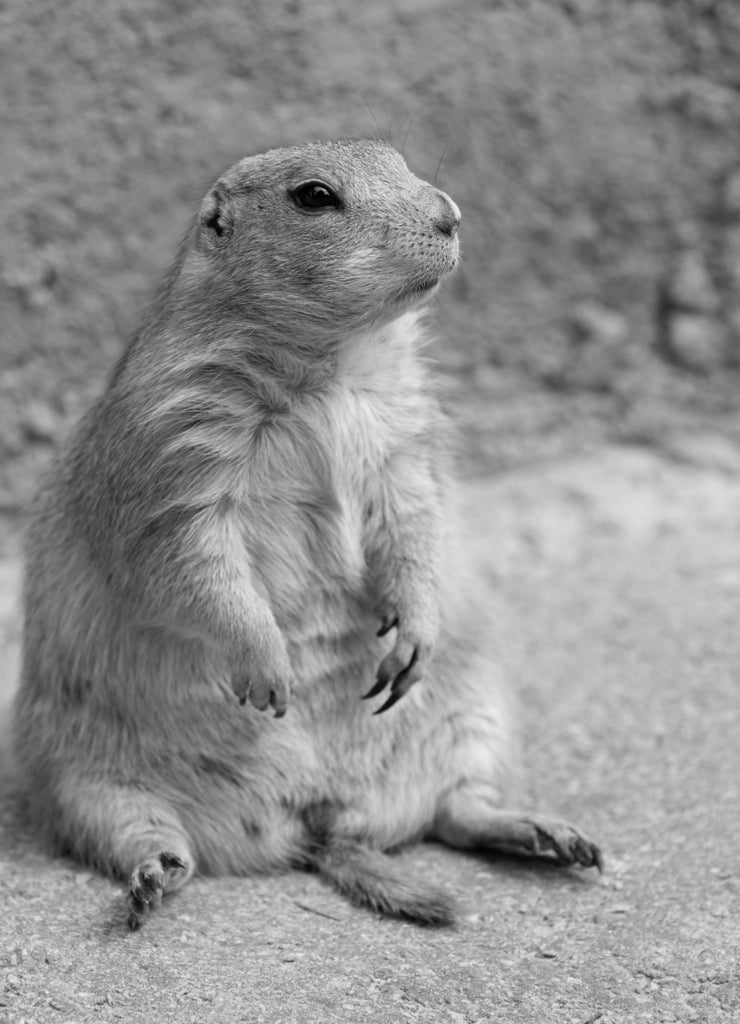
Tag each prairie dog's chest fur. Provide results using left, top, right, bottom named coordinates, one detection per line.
left=241, top=314, right=437, bottom=626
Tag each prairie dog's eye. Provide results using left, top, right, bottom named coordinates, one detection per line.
left=291, top=181, right=342, bottom=212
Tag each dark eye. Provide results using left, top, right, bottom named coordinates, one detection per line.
left=291, top=181, right=342, bottom=212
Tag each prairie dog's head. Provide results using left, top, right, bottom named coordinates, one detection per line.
left=185, top=139, right=460, bottom=343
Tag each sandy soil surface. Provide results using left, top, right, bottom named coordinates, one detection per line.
left=1, top=443, right=738, bottom=1024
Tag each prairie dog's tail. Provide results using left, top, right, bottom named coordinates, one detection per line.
left=311, top=837, right=456, bottom=925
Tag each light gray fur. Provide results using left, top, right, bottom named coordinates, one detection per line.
left=14, top=139, right=600, bottom=928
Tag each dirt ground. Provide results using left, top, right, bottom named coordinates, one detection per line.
left=1, top=443, right=740, bottom=1023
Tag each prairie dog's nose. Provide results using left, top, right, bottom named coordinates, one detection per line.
left=433, top=190, right=461, bottom=237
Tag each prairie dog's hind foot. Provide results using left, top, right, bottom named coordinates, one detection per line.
left=127, top=851, right=192, bottom=930
left=433, top=791, right=603, bottom=874
left=482, top=812, right=604, bottom=872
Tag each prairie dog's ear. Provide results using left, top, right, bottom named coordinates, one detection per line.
left=198, top=186, right=234, bottom=249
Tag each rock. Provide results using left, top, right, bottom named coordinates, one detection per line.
left=21, top=400, right=60, bottom=443
left=562, top=303, right=629, bottom=390
left=724, top=170, right=740, bottom=217
left=569, top=302, right=628, bottom=347
left=725, top=226, right=740, bottom=288
left=728, top=308, right=740, bottom=342
left=471, top=362, right=510, bottom=396
left=668, top=250, right=718, bottom=313
left=664, top=314, right=726, bottom=373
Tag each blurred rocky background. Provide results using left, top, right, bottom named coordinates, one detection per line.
left=2, top=0, right=740, bottom=525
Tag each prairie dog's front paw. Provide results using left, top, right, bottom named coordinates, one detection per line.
left=231, top=653, right=293, bottom=717
left=365, top=608, right=437, bottom=713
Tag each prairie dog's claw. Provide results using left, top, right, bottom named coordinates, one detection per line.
left=160, top=853, right=187, bottom=871
left=527, top=818, right=604, bottom=873
left=373, top=690, right=403, bottom=715
left=363, top=676, right=388, bottom=700
left=127, top=852, right=189, bottom=930
left=234, top=673, right=290, bottom=717
left=270, top=686, right=288, bottom=718
left=377, top=614, right=398, bottom=638
left=368, top=641, right=422, bottom=710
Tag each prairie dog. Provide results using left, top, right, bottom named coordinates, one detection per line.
left=14, top=139, right=601, bottom=928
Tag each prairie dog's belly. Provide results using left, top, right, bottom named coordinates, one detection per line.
left=245, top=467, right=375, bottom=689
left=285, top=595, right=379, bottom=694
left=290, top=680, right=448, bottom=847
left=243, top=385, right=393, bottom=628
